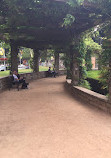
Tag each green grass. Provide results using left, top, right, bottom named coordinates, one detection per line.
left=87, top=70, right=100, bottom=80
left=39, top=66, right=49, bottom=71
left=0, top=70, right=10, bottom=77
left=0, top=68, right=101, bottom=79
left=0, top=66, right=49, bottom=77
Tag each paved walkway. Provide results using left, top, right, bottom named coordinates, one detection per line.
left=0, top=76, right=111, bottom=158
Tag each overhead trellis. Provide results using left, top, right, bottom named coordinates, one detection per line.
left=0, top=0, right=111, bottom=47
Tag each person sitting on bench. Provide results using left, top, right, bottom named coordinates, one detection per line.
left=13, top=71, right=29, bottom=89
left=47, top=67, right=56, bottom=77
left=47, top=67, right=52, bottom=76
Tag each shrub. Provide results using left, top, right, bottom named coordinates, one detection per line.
left=79, top=80, right=91, bottom=90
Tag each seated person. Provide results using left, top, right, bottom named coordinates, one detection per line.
left=47, top=67, right=53, bottom=77
left=47, top=67, right=56, bottom=77
left=48, top=67, right=51, bottom=73
left=13, top=71, right=29, bottom=89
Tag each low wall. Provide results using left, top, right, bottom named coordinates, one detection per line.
left=0, top=70, right=66, bottom=92
left=65, top=79, right=111, bottom=114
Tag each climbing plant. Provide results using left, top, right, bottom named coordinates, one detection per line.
left=76, top=37, right=91, bottom=89
left=74, top=31, right=102, bottom=89
left=99, top=39, right=111, bottom=90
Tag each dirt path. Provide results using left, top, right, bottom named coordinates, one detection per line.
left=0, top=76, right=111, bottom=158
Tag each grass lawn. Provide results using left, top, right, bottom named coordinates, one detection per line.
left=0, top=68, right=100, bottom=79
left=0, top=66, right=49, bottom=78
left=87, top=70, right=100, bottom=80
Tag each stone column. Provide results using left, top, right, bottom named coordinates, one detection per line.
left=70, top=46, right=74, bottom=80
left=10, top=41, right=18, bottom=74
left=108, top=58, right=111, bottom=103
left=65, top=47, right=73, bottom=79
left=71, top=46, right=80, bottom=86
left=66, top=51, right=71, bottom=79
left=33, top=48, right=40, bottom=78
left=54, top=52, right=59, bottom=73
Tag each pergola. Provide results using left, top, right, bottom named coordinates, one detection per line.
left=0, top=0, right=111, bottom=102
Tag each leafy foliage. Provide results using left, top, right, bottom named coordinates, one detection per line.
left=87, top=70, right=100, bottom=79
left=0, top=0, right=111, bottom=45
left=99, top=67, right=109, bottom=89
left=21, top=47, right=32, bottom=60
left=79, top=79, right=91, bottom=90
left=73, top=32, right=102, bottom=89
left=62, top=14, right=75, bottom=28
left=29, top=57, right=34, bottom=69
left=98, top=39, right=111, bottom=90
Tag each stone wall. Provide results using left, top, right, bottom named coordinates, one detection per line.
left=0, top=70, right=66, bottom=92
left=65, top=79, right=111, bottom=113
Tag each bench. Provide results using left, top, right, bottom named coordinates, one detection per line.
left=46, top=71, right=59, bottom=77
left=8, top=76, right=21, bottom=91
left=46, top=71, right=53, bottom=77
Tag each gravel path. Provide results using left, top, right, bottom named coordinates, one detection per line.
left=0, top=76, right=111, bottom=158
